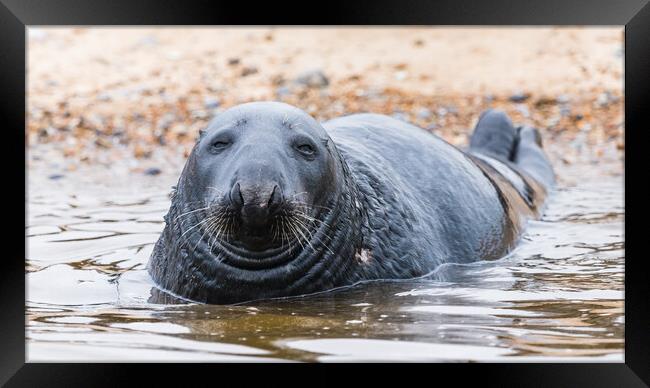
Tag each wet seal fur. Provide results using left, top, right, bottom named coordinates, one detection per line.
left=148, top=102, right=554, bottom=304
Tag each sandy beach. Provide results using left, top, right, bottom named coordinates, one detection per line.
left=27, top=27, right=623, bottom=178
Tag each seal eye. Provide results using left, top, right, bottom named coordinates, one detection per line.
left=211, top=140, right=231, bottom=152
left=296, top=144, right=315, bottom=156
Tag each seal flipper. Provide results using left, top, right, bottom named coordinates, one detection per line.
left=469, top=109, right=519, bottom=161
left=512, top=126, right=555, bottom=190
left=468, top=110, right=555, bottom=210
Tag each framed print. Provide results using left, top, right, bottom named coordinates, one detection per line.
left=2, top=0, right=648, bottom=386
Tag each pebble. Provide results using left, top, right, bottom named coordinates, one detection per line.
left=294, top=69, right=329, bottom=88
left=158, top=113, right=176, bottom=130
left=203, top=97, right=220, bottom=109
left=48, top=174, right=64, bottom=180
left=556, top=94, right=571, bottom=104
left=547, top=116, right=561, bottom=127
left=515, top=103, right=530, bottom=118
left=597, top=91, right=617, bottom=107
left=97, top=93, right=112, bottom=102
left=275, top=86, right=291, bottom=97
left=416, top=108, right=432, bottom=120
left=241, top=66, right=258, bottom=77
left=391, top=112, right=409, bottom=122
left=144, top=167, right=162, bottom=176
left=191, top=110, right=208, bottom=120
left=227, top=57, right=240, bottom=66
left=509, top=91, right=530, bottom=103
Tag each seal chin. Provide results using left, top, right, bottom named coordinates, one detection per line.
left=215, top=232, right=302, bottom=270
left=232, top=229, right=279, bottom=252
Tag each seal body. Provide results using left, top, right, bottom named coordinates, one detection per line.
left=148, top=102, right=554, bottom=304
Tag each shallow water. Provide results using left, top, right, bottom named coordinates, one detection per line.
left=26, top=158, right=624, bottom=362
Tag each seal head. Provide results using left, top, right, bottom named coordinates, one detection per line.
left=149, top=102, right=364, bottom=303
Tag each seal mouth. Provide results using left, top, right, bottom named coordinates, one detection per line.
left=175, top=198, right=328, bottom=268
left=216, top=236, right=301, bottom=270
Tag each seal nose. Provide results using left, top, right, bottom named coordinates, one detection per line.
left=230, top=182, right=282, bottom=225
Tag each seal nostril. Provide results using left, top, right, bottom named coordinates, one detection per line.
left=268, top=185, right=282, bottom=211
left=230, top=182, right=244, bottom=209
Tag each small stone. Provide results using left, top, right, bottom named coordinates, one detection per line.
left=509, top=91, right=530, bottom=103
left=416, top=108, right=432, bottom=120
left=534, top=96, right=557, bottom=107
left=391, top=112, right=408, bottom=122
left=191, top=110, right=208, bottom=120
left=241, top=66, right=258, bottom=77
left=515, top=103, right=530, bottom=118
left=597, top=92, right=616, bottom=107
left=38, top=126, right=55, bottom=139
left=270, top=74, right=285, bottom=85
left=95, top=138, right=112, bottom=148
left=203, top=97, right=220, bottom=109
left=275, top=86, right=291, bottom=98
left=228, top=57, right=240, bottom=66
left=547, top=116, right=561, bottom=127
left=48, top=174, right=64, bottom=180
left=556, top=94, right=570, bottom=104
left=294, top=69, right=329, bottom=88
left=144, top=167, right=162, bottom=176
left=134, top=144, right=152, bottom=159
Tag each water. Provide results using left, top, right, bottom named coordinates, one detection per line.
left=26, top=157, right=624, bottom=362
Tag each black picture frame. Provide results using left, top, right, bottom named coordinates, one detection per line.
left=3, top=0, right=648, bottom=386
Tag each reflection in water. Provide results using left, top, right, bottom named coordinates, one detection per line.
left=26, top=162, right=624, bottom=362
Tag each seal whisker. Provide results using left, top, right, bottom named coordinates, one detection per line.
left=291, top=214, right=335, bottom=255
left=193, top=216, right=220, bottom=252
left=291, top=209, right=334, bottom=243
left=289, top=199, right=333, bottom=213
left=285, top=217, right=305, bottom=251
left=208, top=217, right=224, bottom=249
left=287, top=214, right=318, bottom=253
left=177, top=218, right=217, bottom=251
left=205, top=219, right=221, bottom=254
left=173, top=205, right=211, bottom=222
